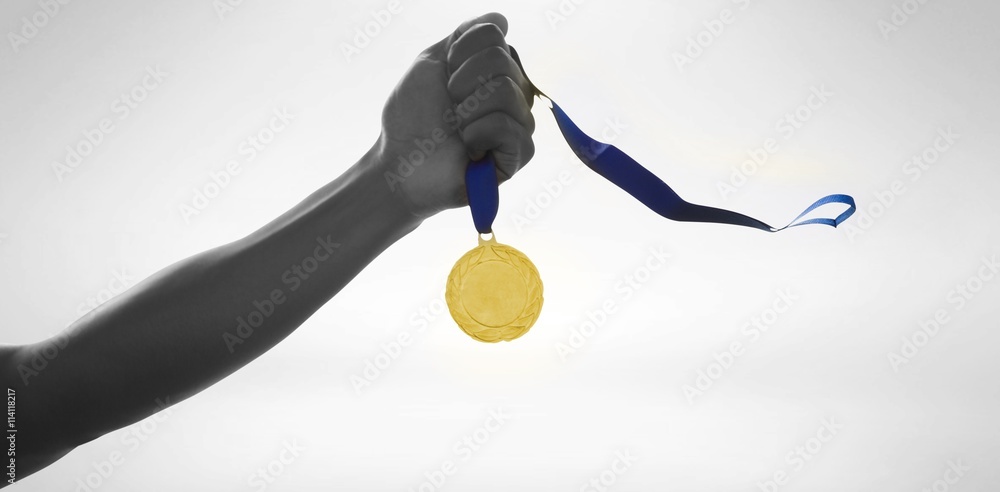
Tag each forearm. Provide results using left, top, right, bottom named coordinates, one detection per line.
left=11, top=142, right=420, bottom=453
left=2, top=12, right=533, bottom=484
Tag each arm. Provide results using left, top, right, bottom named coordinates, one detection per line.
left=0, top=12, right=534, bottom=483
left=2, top=149, right=418, bottom=479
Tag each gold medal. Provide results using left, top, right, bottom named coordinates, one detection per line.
left=446, top=234, right=543, bottom=343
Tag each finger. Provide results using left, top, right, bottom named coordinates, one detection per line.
left=494, top=155, right=523, bottom=185
left=453, top=12, right=508, bottom=39
left=447, top=47, right=533, bottom=107
left=461, top=112, right=534, bottom=179
left=447, top=22, right=509, bottom=74
left=452, top=76, right=535, bottom=135
left=424, top=12, right=508, bottom=60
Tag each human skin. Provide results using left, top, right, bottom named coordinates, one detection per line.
left=0, top=12, right=534, bottom=485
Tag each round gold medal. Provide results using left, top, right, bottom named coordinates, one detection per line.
left=445, top=234, right=543, bottom=343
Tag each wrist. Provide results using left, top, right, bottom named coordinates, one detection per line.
left=367, top=133, right=450, bottom=221
left=350, top=141, right=426, bottom=233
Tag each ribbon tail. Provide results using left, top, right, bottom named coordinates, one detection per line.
left=549, top=101, right=856, bottom=233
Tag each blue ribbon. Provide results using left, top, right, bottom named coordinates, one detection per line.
left=464, top=48, right=856, bottom=235
left=466, top=155, right=499, bottom=234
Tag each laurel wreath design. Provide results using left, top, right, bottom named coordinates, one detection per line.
left=446, top=242, right=544, bottom=343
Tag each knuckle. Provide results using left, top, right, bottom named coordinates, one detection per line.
left=481, top=45, right=510, bottom=66
left=524, top=111, right=536, bottom=134
left=468, top=23, right=507, bottom=46
left=519, top=137, right=535, bottom=165
left=489, top=77, right=532, bottom=130
left=490, top=75, right=521, bottom=102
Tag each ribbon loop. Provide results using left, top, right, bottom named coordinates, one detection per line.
left=776, top=194, right=857, bottom=231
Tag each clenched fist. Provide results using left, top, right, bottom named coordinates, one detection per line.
left=375, top=12, right=536, bottom=218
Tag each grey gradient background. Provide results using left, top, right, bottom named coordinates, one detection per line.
left=2, top=0, right=999, bottom=490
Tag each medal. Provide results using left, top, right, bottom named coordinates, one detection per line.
left=446, top=233, right=543, bottom=343
left=447, top=154, right=544, bottom=343
left=445, top=47, right=857, bottom=343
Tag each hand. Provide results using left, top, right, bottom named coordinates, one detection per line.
left=374, top=12, right=536, bottom=219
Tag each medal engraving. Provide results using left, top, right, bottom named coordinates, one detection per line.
left=446, top=234, right=543, bottom=342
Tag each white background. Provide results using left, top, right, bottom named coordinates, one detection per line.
left=2, top=0, right=999, bottom=490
